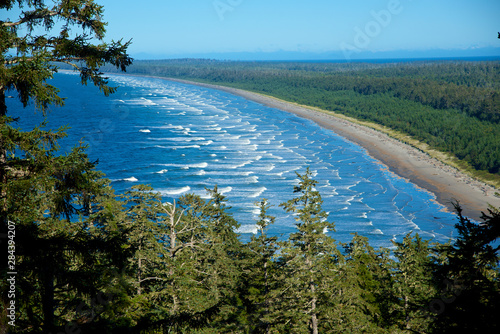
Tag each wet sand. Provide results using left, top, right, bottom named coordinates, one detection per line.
left=166, top=78, right=500, bottom=221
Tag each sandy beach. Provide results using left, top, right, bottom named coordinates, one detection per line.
left=165, top=78, right=500, bottom=221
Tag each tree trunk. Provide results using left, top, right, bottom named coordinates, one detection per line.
left=310, top=280, right=318, bottom=334
left=405, top=294, right=410, bottom=330
left=264, top=260, right=270, bottom=334
left=306, top=251, right=318, bottom=334
left=169, top=206, right=179, bottom=313
left=1, top=87, right=7, bottom=215
left=137, top=254, right=142, bottom=295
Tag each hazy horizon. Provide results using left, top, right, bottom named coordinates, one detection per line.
left=96, top=0, right=500, bottom=61
left=129, top=47, right=500, bottom=62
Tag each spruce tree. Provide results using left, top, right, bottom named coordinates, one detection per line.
left=335, top=234, right=392, bottom=333
left=1, top=1, right=131, bottom=332
left=1, top=125, right=131, bottom=332
left=1, top=0, right=131, bottom=228
left=152, top=187, right=242, bottom=332
left=1, top=0, right=132, bottom=116
left=391, top=233, right=435, bottom=333
left=277, top=168, right=341, bottom=334
left=431, top=204, right=500, bottom=333
left=241, top=199, right=280, bottom=333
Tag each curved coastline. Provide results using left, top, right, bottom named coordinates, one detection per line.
left=109, top=72, right=498, bottom=221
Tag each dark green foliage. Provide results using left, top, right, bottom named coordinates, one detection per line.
left=339, top=234, right=394, bottom=332
left=1, top=0, right=132, bottom=116
left=238, top=199, right=280, bottom=333
left=430, top=203, right=500, bottom=333
left=479, top=206, right=500, bottom=247
left=110, top=187, right=244, bottom=333
left=390, top=233, right=436, bottom=332
left=276, top=168, right=341, bottom=333
left=1, top=120, right=131, bottom=333
left=1, top=1, right=133, bottom=332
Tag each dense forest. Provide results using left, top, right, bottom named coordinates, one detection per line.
left=106, top=59, right=500, bottom=185
left=4, top=144, right=500, bottom=333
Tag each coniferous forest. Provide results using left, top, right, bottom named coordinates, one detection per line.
left=1, top=1, right=500, bottom=333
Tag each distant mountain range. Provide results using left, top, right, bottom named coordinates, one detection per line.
left=131, top=47, right=500, bottom=61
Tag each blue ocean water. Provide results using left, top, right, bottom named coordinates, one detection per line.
left=10, top=72, right=458, bottom=248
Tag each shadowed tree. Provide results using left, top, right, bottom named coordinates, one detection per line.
left=1, top=1, right=131, bottom=332
left=1, top=127, right=133, bottom=332
left=431, top=203, right=500, bottom=334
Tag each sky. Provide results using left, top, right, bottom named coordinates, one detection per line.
left=6, top=0, right=500, bottom=60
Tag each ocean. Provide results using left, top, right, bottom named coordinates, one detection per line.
left=10, top=72, right=458, bottom=248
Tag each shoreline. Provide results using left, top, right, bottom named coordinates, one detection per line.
left=163, top=78, right=500, bottom=221
left=106, top=71, right=499, bottom=221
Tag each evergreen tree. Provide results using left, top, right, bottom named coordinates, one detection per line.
left=1, top=124, right=131, bottom=332
left=1, top=1, right=131, bottom=332
left=240, top=199, right=280, bottom=333
left=154, top=187, right=242, bottom=333
left=116, top=185, right=167, bottom=327
left=336, top=234, right=393, bottom=333
left=391, top=233, right=435, bottom=333
left=1, top=0, right=132, bottom=229
left=0, top=0, right=132, bottom=116
left=277, top=168, right=341, bottom=334
left=431, top=204, right=500, bottom=333
left=479, top=206, right=500, bottom=248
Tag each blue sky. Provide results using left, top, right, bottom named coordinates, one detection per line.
left=6, top=0, right=500, bottom=59
left=95, top=0, right=500, bottom=59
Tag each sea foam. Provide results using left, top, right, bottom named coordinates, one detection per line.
left=160, top=186, right=191, bottom=196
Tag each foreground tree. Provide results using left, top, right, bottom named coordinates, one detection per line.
left=431, top=204, right=500, bottom=333
left=1, top=0, right=132, bottom=115
left=1, top=125, right=132, bottom=332
left=1, top=1, right=131, bottom=332
left=1, top=0, right=132, bottom=226
left=390, top=233, right=435, bottom=333
left=277, top=168, right=341, bottom=334
left=239, top=199, right=280, bottom=333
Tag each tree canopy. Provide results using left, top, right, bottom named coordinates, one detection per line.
left=1, top=0, right=132, bottom=115
left=1, top=1, right=132, bottom=332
